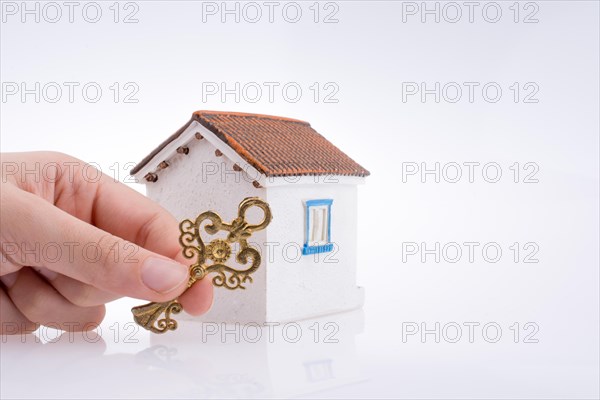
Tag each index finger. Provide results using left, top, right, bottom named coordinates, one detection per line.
left=54, top=158, right=213, bottom=312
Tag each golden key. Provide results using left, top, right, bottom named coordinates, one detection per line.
left=131, top=197, right=272, bottom=334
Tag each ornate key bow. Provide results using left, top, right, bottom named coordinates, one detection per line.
left=131, top=197, right=272, bottom=334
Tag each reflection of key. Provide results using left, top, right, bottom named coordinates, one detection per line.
left=131, top=197, right=272, bottom=334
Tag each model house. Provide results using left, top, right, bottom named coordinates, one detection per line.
left=131, top=111, right=369, bottom=323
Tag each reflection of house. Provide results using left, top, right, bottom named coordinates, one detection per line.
left=304, top=359, right=335, bottom=382
left=131, top=111, right=370, bottom=323
left=147, top=310, right=365, bottom=398
left=0, top=311, right=364, bottom=399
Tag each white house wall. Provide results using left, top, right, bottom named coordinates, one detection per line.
left=144, top=135, right=268, bottom=323
left=265, top=183, right=363, bottom=322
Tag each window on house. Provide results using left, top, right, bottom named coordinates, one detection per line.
left=303, top=199, right=333, bottom=255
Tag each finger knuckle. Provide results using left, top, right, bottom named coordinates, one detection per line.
left=0, top=321, right=38, bottom=335
left=17, top=289, right=48, bottom=323
left=96, top=234, right=120, bottom=261
left=70, top=306, right=106, bottom=331
left=65, top=284, right=98, bottom=308
left=88, top=234, right=122, bottom=287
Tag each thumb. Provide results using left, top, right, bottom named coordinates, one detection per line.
left=4, top=187, right=189, bottom=303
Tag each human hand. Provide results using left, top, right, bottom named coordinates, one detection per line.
left=1, top=152, right=213, bottom=334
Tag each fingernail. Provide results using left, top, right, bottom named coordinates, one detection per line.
left=141, top=257, right=188, bottom=293
left=1, top=272, right=19, bottom=288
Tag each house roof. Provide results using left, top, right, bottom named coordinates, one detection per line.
left=130, top=111, right=370, bottom=178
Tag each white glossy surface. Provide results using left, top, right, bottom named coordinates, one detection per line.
left=1, top=1, right=598, bottom=398
left=2, top=261, right=599, bottom=400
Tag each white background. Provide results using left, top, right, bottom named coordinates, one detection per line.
left=1, top=1, right=599, bottom=398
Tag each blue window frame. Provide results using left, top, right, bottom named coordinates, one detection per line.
left=303, top=199, right=333, bottom=255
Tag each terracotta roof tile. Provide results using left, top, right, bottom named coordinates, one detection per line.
left=131, top=111, right=369, bottom=178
